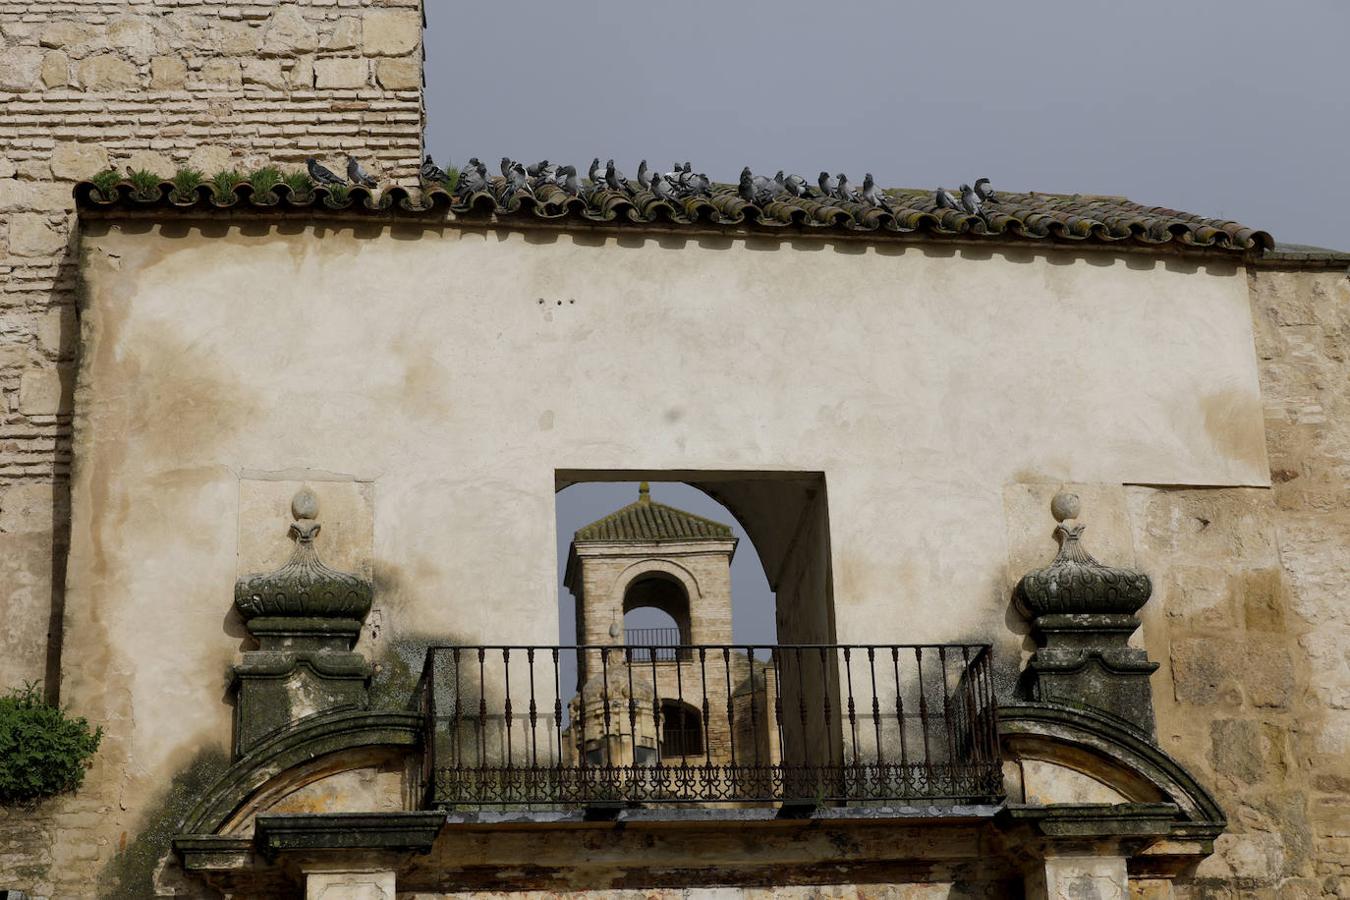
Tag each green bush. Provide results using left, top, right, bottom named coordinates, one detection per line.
left=0, top=684, right=102, bottom=804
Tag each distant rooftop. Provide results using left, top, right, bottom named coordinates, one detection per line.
left=574, top=484, right=733, bottom=544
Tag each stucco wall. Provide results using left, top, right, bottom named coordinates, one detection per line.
left=43, top=221, right=1274, bottom=894
left=0, top=2, right=424, bottom=895
left=0, top=0, right=424, bottom=698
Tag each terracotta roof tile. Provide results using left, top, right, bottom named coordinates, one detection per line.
left=575, top=489, right=733, bottom=543
left=72, top=177, right=1275, bottom=254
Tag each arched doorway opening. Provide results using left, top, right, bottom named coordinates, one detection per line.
left=659, top=699, right=704, bottom=759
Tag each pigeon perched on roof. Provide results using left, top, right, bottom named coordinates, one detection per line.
left=686, top=172, right=711, bottom=197
left=420, top=155, right=450, bottom=184
left=346, top=156, right=377, bottom=188
left=935, top=187, right=960, bottom=210
left=306, top=157, right=344, bottom=187
left=652, top=172, right=680, bottom=203
left=456, top=159, right=488, bottom=196
left=588, top=158, right=603, bottom=187
left=783, top=173, right=811, bottom=198
left=500, top=157, right=515, bottom=178
left=605, top=160, right=630, bottom=192
left=525, top=159, right=550, bottom=178
left=636, top=160, right=651, bottom=190
left=818, top=171, right=836, bottom=198
left=974, top=177, right=997, bottom=203
left=860, top=173, right=893, bottom=212
left=738, top=170, right=760, bottom=205
left=959, top=184, right=982, bottom=216
left=502, top=162, right=532, bottom=203
left=554, top=164, right=580, bottom=196
left=834, top=173, right=854, bottom=202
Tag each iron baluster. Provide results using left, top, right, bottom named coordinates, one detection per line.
left=503, top=648, right=514, bottom=770
left=722, top=647, right=736, bottom=769
left=868, top=647, right=882, bottom=766
left=915, top=647, right=932, bottom=776
left=477, top=648, right=487, bottom=769
left=698, top=647, right=712, bottom=769
left=746, top=646, right=760, bottom=767
left=625, top=646, right=638, bottom=773
left=527, top=648, right=539, bottom=768
left=844, top=646, right=858, bottom=769
left=552, top=648, right=562, bottom=771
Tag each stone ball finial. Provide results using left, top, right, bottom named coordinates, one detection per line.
left=1050, top=491, right=1081, bottom=523
left=292, top=486, right=319, bottom=521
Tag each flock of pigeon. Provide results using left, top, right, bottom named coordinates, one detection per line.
left=307, top=154, right=1001, bottom=218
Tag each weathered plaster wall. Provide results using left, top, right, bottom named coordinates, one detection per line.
left=0, top=2, right=424, bottom=896
left=993, top=265, right=1350, bottom=899
left=1154, top=266, right=1350, bottom=899
left=0, top=0, right=424, bottom=693
left=48, top=222, right=1273, bottom=896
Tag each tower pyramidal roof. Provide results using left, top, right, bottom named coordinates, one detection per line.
left=574, top=483, right=734, bottom=543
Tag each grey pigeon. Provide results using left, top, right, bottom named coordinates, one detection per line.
left=421, top=155, right=450, bottom=184
left=555, top=165, right=580, bottom=196
left=651, top=173, right=680, bottom=203
left=605, top=159, right=630, bottom=192
left=861, top=173, right=893, bottom=211
left=525, top=159, right=550, bottom=178
left=531, top=165, right=558, bottom=190
left=738, top=171, right=760, bottom=205
left=818, top=171, right=836, bottom=198
left=588, top=158, right=603, bottom=187
left=835, top=173, right=854, bottom=202
left=346, top=156, right=377, bottom=188
left=502, top=162, right=531, bottom=202
left=959, top=184, right=982, bottom=216
left=935, top=187, right=959, bottom=210
left=457, top=163, right=487, bottom=196
left=687, top=172, right=711, bottom=196
left=307, top=157, right=344, bottom=186
left=500, top=157, right=515, bottom=178
left=637, top=160, right=651, bottom=190
left=784, top=173, right=811, bottom=198
left=974, top=177, right=997, bottom=202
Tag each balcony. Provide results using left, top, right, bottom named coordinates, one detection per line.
left=416, top=642, right=1002, bottom=810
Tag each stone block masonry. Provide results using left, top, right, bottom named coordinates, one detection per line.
left=0, top=2, right=422, bottom=895
left=0, top=0, right=424, bottom=697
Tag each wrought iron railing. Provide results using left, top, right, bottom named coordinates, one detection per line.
left=623, top=626, right=688, bottom=661
left=417, top=643, right=1001, bottom=809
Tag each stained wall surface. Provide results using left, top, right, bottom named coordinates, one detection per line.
left=0, top=0, right=424, bottom=696
left=0, top=1, right=424, bottom=896
left=49, top=221, right=1274, bottom=895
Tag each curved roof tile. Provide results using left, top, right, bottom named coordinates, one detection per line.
left=72, top=177, right=1275, bottom=254
left=575, top=487, right=733, bottom=544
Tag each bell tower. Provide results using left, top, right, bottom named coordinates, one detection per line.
left=563, top=482, right=738, bottom=650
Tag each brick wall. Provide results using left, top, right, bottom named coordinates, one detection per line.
left=0, top=0, right=424, bottom=699
left=0, top=2, right=422, bottom=895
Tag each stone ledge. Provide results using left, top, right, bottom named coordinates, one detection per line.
left=254, top=811, right=443, bottom=860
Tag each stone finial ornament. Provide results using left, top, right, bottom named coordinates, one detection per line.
left=234, top=487, right=373, bottom=623
left=1013, top=492, right=1160, bottom=738
left=230, top=486, right=375, bottom=757
left=1014, top=492, right=1152, bottom=618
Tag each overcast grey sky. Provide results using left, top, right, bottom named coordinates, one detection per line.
left=426, top=1, right=1348, bottom=249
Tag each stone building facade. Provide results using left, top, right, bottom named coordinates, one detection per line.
left=0, top=1, right=423, bottom=896
left=2, top=2, right=1349, bottom=898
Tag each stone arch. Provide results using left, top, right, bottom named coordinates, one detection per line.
left=999, top=702, right=1225, bottom=831
left=612, top=559, right=701, bottom=643
left=180, top=709, right=423, bottom=837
